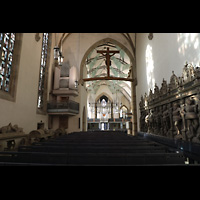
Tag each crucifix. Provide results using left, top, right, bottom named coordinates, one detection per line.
left=97, top=47, right=119, bottom=77
left=83, top=47, right=134, bottom=82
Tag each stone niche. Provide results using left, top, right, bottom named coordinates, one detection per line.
left=139, top=62, right=200, bottom=143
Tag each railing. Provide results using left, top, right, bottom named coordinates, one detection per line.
left=47, top=100, right=79, bottom=114
left=87, top=117, right=132, bottom=123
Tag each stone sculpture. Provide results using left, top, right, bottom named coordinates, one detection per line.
left=0, top=123, right=23, bottom=134
left=139, top=62, right=200, bottom=143
left=0, top=123, right=26, bottom=151
left=184, top=97, right=199, bottom=140
left=172, top=102, right=182, bottom=138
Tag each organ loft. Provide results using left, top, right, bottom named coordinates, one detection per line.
left=1, top=33, right=200, bottom=165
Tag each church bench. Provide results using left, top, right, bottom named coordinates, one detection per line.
left=0, top=151, right=185, bottom=165
left=0, top=162, right=190, bottom=166
left=31, top=141, right=161, bottom=148
left=18, top=145, right=167, bottom=154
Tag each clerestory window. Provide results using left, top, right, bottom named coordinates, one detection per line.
left=0, top=33, right=16, bottom=92
left=37, top=33, right=51, bottom=114
left=0, top=33, right=22, bottom=101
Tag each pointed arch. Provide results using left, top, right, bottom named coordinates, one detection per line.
left=80, top=37, right=138, bottom=135
left=79, top=37, right=136, bottom=85
left=95, top=92, right=113, bottom=103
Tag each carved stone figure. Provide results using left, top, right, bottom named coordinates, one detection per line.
left=162, top=104, right=170, bottom=136
left=167, top=103, right=173, bottom=137
left=169, top=71, right=179, bottom=90
left=172, top=102, right=182, bottom=138
left=194, top=66, right=200, bottom=80
left=0, top=123, right=23, bottom=134
left=154, top=83, right=160, bottom=99
left=147, top=109, right=154, bottom=133
left=148, top=89, right=153, bottom=101
left=160, top=79, right=168, bottom=95
left=194, top=95, right=200, bottom=142
left=139, top=95, right=144, bottom=109
left=182, top=62, right=195, bottom=83
left=144, top=92, right=148, bottom=107
left=184, top=97, right=199, bottom=140
left=140, top=111, right=147, bottom=132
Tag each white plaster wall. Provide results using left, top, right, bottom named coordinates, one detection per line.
left=0, top=33, right=49, bottom=134
left=136, top=33, right=200, bottom=131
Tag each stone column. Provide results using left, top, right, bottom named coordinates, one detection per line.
left=131, top=82, right=138, bottom=136
left=131, top=59, right=138, bottom=136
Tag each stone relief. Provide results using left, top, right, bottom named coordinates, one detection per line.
left=0, top=123, right=26, bottom=151
left=0, top=123, right=23, bottom=134
left=0, top=123, right=68, bottom=150
left=139, top=62, right=200, bottom=143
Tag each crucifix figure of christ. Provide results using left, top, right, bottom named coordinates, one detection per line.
left=97, top=47, right=120, bottom=77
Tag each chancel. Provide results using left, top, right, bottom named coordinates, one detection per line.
left=2, top=33, right=200, bottom=165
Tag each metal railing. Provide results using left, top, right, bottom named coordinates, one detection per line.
left=47, top=100, right=79, bottom=114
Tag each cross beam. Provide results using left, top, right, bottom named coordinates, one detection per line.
left=84, top=47, right=133, bottom=82
left=83, top=76, right=134, bottom=82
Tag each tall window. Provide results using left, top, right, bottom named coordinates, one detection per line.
left=37, top=33, right=50, bottom=112
left=0, top=33, right=22, bottom=102
left=0, top=33, right=16, bottom=92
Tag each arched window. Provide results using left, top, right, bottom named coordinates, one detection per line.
left=0, top=33, right=23, bottom=101
left=37, top=33, right=51, bottom=113
left=120, top=105, right=128, bottom=119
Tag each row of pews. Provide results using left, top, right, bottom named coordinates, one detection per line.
left=0, top=131, right=186, bottom=166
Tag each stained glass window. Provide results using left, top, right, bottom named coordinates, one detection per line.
left=0, top=33, right=16, bottom=92
left=37, top=33, right=49, bottom=109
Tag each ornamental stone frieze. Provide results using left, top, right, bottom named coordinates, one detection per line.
left=139, top=62, right=200, bottom=143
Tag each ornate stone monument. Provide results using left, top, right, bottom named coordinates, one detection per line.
left=139, top=62, right=200, bottom=143
left=0, top=123, right=27, bottom=151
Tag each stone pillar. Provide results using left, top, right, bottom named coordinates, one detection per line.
left=132, top=84, right=138, bottom=136
left=111, top=102, right=113, bottom=119
left=131, top=60, right=138, bottom=136
left=95, top=103, right=97, bottom=119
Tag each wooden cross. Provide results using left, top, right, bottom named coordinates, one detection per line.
left=83, top=47, right=134, bottom=82
left=97, top=47, right=119, bottom=77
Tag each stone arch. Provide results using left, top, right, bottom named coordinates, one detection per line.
left=79, top=37, right=136, bottom=85
left=120, top=104, right=129, bottom=111
left=95, top=92, right=113, bottom=103
left=79, top=37, right=137, bottom=135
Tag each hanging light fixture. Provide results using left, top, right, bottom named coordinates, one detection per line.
left=58, top=51, right=64, bottom=66
left=75, top=80, right=78, bottom=89
left=53, top=46, right=60, bottom=60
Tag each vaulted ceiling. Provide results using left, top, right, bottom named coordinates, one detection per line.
left=85, top=41, right=132, bottom=101
left=54, top=33, right=136, bottom=102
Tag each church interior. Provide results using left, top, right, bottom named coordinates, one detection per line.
left=1, top=33, right=200, bottom=166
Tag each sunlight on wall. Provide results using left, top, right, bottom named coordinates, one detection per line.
left=145, top=44, right=155, bottom=92
left=177, top=33, right=200, bottom=65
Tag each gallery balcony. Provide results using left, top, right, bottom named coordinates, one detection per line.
left=47, top=100, right=79, bottom=116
